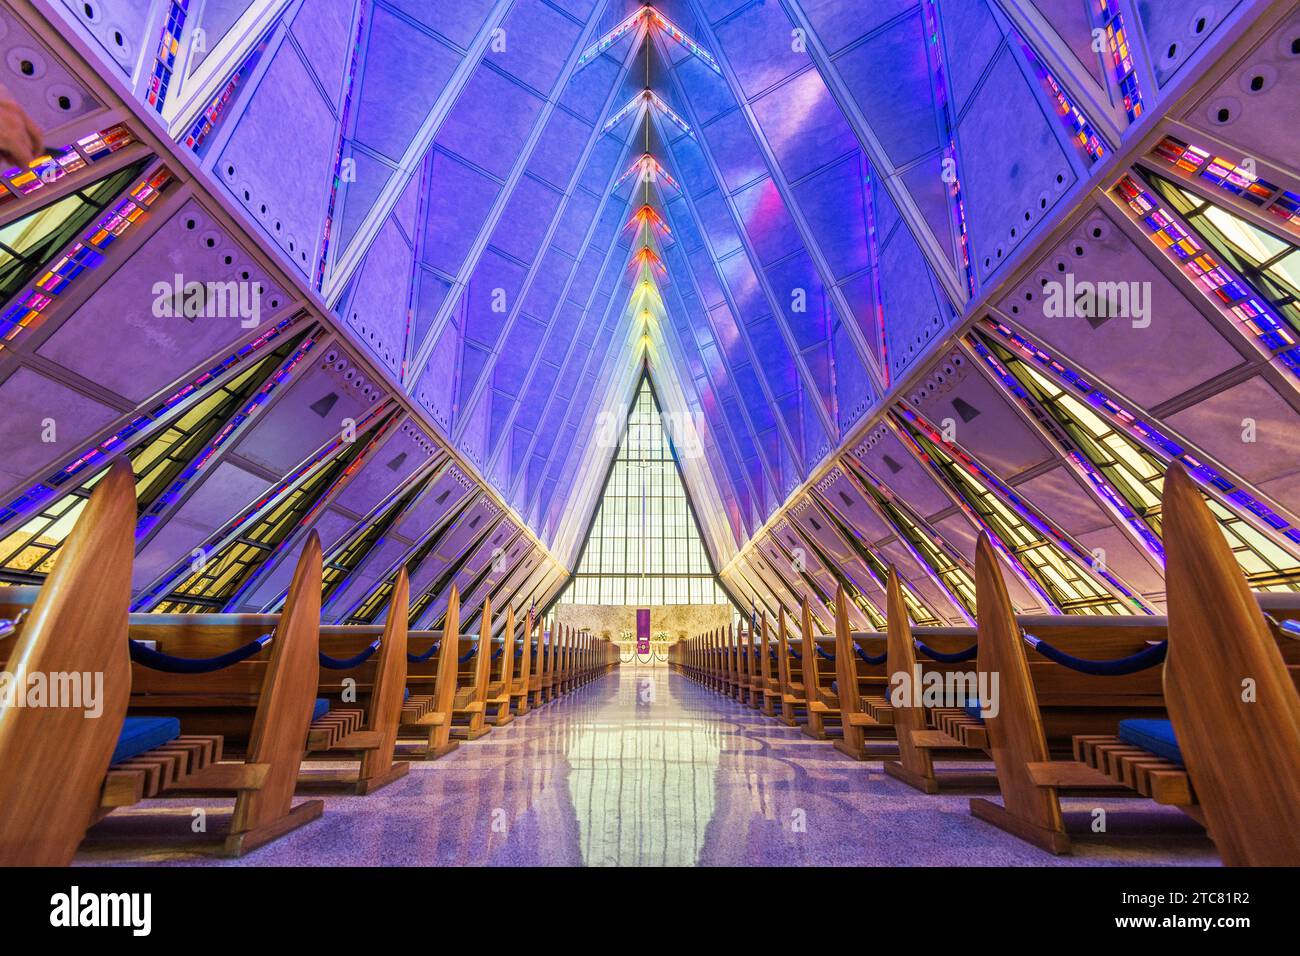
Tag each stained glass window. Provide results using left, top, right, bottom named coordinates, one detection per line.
left=559, top=375, right=727, bottom=606
left=147, top=409, right=401, bottom=613
left=316, top=467, right=444, bottom=608
left=974, top=328, right=1300, bottom=591
left=841, top=460, right=977, bottom=618
left=1142, top=168, right=1300, bottom=336
left=0, top=160, right=147, bottom=304
left=0, top=331, right=307, bottom=583
left=891, top=412, right=1140, bottom=615
left=811, top=500, right=941, bottom=626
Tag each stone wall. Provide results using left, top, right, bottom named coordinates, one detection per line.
left=554, top=603, right=732, bottom=644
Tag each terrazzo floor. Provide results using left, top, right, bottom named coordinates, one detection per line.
left=77, top=667, right=1217, bottom=866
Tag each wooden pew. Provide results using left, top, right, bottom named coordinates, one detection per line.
left=119, top=537, right=328, bottom=857
left=965, top=528, right=1171, bottom=853
left=828, top=556, right=1176, bottom=798
left=571, top=630, right=586, bottom=688
left=758, top=613, right=780, bottom=716
left=572, top=629, right=591, bottom=687
left=509, top=608, right=534, bottom=716
left=396, top=586, right=463, bottom=760
left=537, top=625, right=555, bottom=705
left=528, top=625, right=547, bottom=708
left=831, top=576, right=981, bottom=771
left=713, top=627, right=728, bottom=694
left=450, top=594, right=494, bottom=739
left=735, top=626, right=750, bottom=703
left=484, top=604, right=517, bottom=727
left=830, top=585, right=899, bottom=762
left=796, top=598, right=841, bottom=740
left=718, top=627, right=730, bottom=694
left=0, top=460, right=138, bottom=865
left=1056, top=464, right=1300, bottom=864
left=544, top=625, right=561, bottom=702
left=713, top=628, right=726, bottom=693
left=546, top=625, right=561, bottom=701
left=729, top=625, right=745, bottom=700
left=776, top=610, right=805, bottom=726
left=0, top=462, right=327, bottom=861
left=742, top=621, right=762, bottom=708
left=301, top=569, right=411, bottom=794
left=557, top=625, right=572, bottom=696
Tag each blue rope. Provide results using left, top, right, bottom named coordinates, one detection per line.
left=459, top=645, right=476, bottom=664
left=491, top=644, right=504, bottom=662
left=854, top=644, right=887, bottom=666
left=1024, top=633, right=1167, bottom=676
left=788, top=645, right=801, bottom=660
left=407, top=640, right=440, bottom=664
left=914, top=640, right=978, bottom=663
left=130, top=633, right=271, bottom=674
left=0, top=609, right=29, bottom=638
left=1265, top=614, right=1300, bottom=638
left=815, top=645, right=835, bottom=662
left=319, top=638, right=381, bottom=670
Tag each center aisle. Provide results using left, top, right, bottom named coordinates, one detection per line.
left=82, top=668, right=1215, bottom=867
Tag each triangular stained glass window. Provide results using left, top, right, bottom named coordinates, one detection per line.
left=559, top=375, right=729, bottom=606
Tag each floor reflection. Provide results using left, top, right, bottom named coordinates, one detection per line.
left=564, top=667, right=722, bottom=866
left=77, top=667, right=1217, bottom=867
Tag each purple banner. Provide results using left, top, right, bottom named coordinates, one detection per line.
left=636, top=608, right=650, bottom=654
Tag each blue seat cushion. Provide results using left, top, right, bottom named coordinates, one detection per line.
left=830, top=681, right=838, bottom=695
left=111, top=716, right=181, bottom=765
left=1118, top=718, right=1183, bottom=765
left=403, top=687, right=410, bottom=701
left=312, top=698, right=329, bottom=721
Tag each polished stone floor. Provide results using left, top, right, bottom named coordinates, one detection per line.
left=79, top=667, right=1216, bottom=866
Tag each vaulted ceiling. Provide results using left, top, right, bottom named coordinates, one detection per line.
left=1, top=0, right=1298, bottom=627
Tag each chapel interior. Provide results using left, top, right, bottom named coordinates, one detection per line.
left=0, top=0, right=1298, bottom=869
